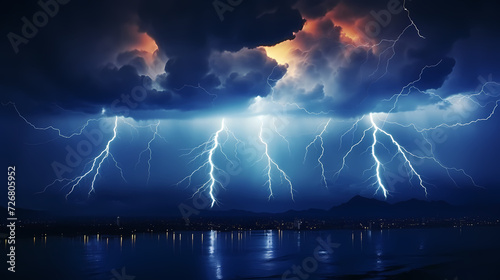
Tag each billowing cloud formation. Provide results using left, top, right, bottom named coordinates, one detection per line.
left=265, top=0, right=500, bottom=116
left=1, top=0, right=301, bottom=116
left=1, top=0, right=500, bottom=118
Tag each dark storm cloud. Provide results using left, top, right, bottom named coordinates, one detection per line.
left=120, top=48, right=288, bottom=116
left=116, top=50, right=150, bottom=74
left=1, top=0, right=500, bottom=117
left=1, top=0, right=144, bottom=109
left=134, top=0, right=303, bottom=112
left=269, top=0, right=500, bottom=117
left=0, top=0, right=302, bottom=116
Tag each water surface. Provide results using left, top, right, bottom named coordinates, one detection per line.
left=3, top=227, right=500, bottom=279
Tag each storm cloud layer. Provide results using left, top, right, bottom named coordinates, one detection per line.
left=1, top=0, right=499, bottom=118
left=2, top=0, right=500, bottom=214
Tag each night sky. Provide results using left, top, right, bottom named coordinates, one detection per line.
left=2, top=0, right=500, bottom=215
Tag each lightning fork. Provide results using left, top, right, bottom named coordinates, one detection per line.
left=304, top=119, right=331, bottom=188
left=176, top=119, right=239, bottom=207
left=258, top=120, right=294, bottom=200
left=367, top=0, right=426, bottom=81
left=369, top=113, right=427, bottom=198
left=339, top=117, right=364, bottom=151
left=272, top=117, right=291, bottom=155
left=333, top=120, right=373, bottom=181
left=3, top=101, right=102, bottom=139
left=334, top=114, right=428, bottom=198
left=52, top=116, right=127, bottom=198
left=135, top=121, right=164, bottom=184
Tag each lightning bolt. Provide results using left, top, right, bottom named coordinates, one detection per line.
left=258, top=120, right=294, bottom=200
left=7, top=0, right=496, bottom=206
left=135, top=121, right=165, bottom=184
left=403, top=0, right=425, bottom=39
left=370, top=73, right=499, bottom=191
left=382, top=63, right=497, bottom=192
left=368, top=24, right=417, bottom=81
left=383, top=88, right=500, bottom=132
left=334, top=113, right=428, bottom=198
left=381, top=60, right=444, bottom=123
left=177, top=119, right=239, bottom=207
left=334, top=85, right=493, bottom=198
left=365, top=78, right=500, bottom=190
left=272, top=117, right=291, bottom=155
left=370, top=119, right=388, bottom=198
left=370, top=113, right=427, bottom=198
left=362, top=0, right=426, bottom=81
left=333, top=116, right=371, bottom=180
left=175, top=84, right=218, bottom=104
left=304, top=119, right=331, bottom=188
left=338, top=117, right=363, bottom=151
left=403, top=132, right=480, bottom=188
left=6, top=102, right=129, bottom=198
left=3, top=102, right=103, bottom=139
left=266, top=1, right=426, bottom=115
left=43, top=116, right=127, bottom=199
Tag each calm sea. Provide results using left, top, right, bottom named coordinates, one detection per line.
left=3, top=227, right=500, bottom=279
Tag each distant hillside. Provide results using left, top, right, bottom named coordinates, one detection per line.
left=2, top=196, right=500, bottom=220
left=206, top=195, right=500, bottom=219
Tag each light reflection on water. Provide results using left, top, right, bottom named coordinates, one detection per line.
left=264, top=229, right=273, bottom=260
left=6, top=227, right=500, bottom=280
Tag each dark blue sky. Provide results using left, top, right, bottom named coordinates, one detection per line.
left=1, top=0, right=500, bottom=215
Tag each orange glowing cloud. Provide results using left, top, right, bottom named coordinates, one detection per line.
left=114, top=23, right=166, bottom=77
left=263, top=40, right=295, bottom=66
left=259, top=5, right=379, bottom=101
left=263, top=7, right=372, bottom=68
left=302, top=8, right=373, bottom=46
left=130, top=31, right=162, bottom=71
left=262, top=19, right=328, bottom=67
left=130, top=30, right=159, bottom=55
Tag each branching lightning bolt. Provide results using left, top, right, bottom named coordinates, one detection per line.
left=7, top=102, right=130, bottom=197
left=367, top=78, right=500, bottom=190
left=304, top=119, right=331, bottom=188
left=403, top=0, right=425, bottom=39
left=3, top=102, right=103, bottom=139
left=258, top=120, right=295, bottom=200
left=334, top=114, right=427, bottom=198
left=363, top=0, right=426, bottom=82
left=381, top=60, right=444, bottom=125
left=272, top=117, right=291, bottom=154
left=175, top=84, right=218, bottom=104
left=43, top=116, right=127, bottom=199
left=135, top=121, right=165, bottom=184
left=6, top=0, right=498, bottom=207
left=177, top=119, right=240, bottom=207
left=334, top=116, right=370, bottom=180
left=370, top=113, right=427, bottom=197
left=376, top=69, right=498, bottom=189
left=333, top=71, right=498, bottom=197
left=339, top=117, right=364, bottom=152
